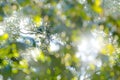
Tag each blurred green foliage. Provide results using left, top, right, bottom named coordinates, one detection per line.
left=0, top=0, right=120, bottom=80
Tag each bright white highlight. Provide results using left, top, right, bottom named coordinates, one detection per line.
left=76, top=29, right=107, bottom=80
left=50, top=42, right=60, bottom=52
left=76, top=29, right=106, bottom=61
left=0, top=28, right=4, bottom=35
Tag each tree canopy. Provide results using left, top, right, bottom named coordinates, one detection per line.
left=0, top=0, right=120, bottom=80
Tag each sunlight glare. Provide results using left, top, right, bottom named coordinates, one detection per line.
left=76, top=29, right=107, bottom=69
left=0, top=28, right=4, bottom=35
left=50, top=42, right=60, bottom=52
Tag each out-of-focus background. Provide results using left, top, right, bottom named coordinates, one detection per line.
left=0, top=0, right=120, bottom=80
